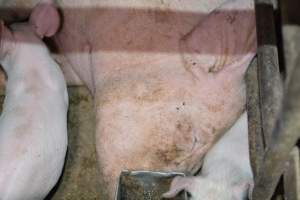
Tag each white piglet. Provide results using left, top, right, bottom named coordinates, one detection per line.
left=163, top=112, right=253, bottom=200
left=0, top=2, right=68, bottom=200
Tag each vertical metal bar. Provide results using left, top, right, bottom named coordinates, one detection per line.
left=252, top=57, right=300, bottom=200
left=280, top=1, right=300, bottom=199
left=281, top=25, right=300, bottom=87
left=251, top=0, right=284, bottom=199
left=246, top=58, right=265, bottom=178
left=280, top=0, right=300, bottom=87
left=255, top=0, right=283, bottom=149
left=283, top=147, right=300, bottom=200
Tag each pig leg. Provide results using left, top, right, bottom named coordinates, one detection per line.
left=163, top=112, right=253, bottom=200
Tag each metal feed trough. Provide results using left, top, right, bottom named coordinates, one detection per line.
left=116, top=171, right=188, bottom=200
left=247, top=0, right=300, bottom=199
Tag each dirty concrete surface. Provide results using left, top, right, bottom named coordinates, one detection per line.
left=46, top=87, right=101, bottom=200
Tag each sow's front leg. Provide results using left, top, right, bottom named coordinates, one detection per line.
left=95, top=0, right=256, bottom=199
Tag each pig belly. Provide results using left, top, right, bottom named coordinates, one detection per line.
left=94, top=59, right=246, bottom=199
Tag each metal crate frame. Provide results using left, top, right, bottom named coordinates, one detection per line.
left=247, top=0, right=300, bottom=199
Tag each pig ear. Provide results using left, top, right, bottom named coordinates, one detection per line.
left=162, top=177, right=194, bottom=199
left=29, top=1, right=60, bottom=38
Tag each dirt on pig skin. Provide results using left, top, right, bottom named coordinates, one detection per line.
left=0, top=0, right=256, bottom=199
left=95, top=62, right=248, bottom=199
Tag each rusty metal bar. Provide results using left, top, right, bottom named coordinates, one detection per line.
left=250, top=1, right=300, bottom=199
left=252, top=49, right=300, bottom=200
left=246, top=58, right=265, bottom=178
left=254, top=0, right=283, bottom=149
left=250, top=1, right=283, bottom=198
left=249, top=0, right=291, bottom=199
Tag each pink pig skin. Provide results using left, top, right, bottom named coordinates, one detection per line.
left=0, top=3, right=68, bottom=200
left=163, top=112, right=253, bottom=200
left=89, top=0, right=255, bottom=199
left=0, top=0, right=256, bottom=199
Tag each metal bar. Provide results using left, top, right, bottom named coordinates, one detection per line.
left=251, top=0, right=284, bottom=199
left=246, top=57, right=265, bottom=178
left=280, top=0, right=300, bottom=86
left=280, top=2, right=300, bottom=199
left=282, top=25, right=300, bottom=87
left=252, top=55, right=300, bottom=200
left=255, top=0, right=283, bottom=149
left=284, top=147, right=300, bottom=200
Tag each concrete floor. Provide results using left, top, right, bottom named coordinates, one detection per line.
left=45, top=87, right=101, bottom=200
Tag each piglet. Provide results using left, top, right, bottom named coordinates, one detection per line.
left=163, top=112, right=253, bottom=200
left=0, top=2, right=68, bottom=200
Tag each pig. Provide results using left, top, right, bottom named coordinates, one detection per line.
left=0, top=2, right=68, bottom=199
left=0, top=0, right=256, bottom=199
left=162, top=112, right=253, bottom=200
left=92, top=0, right=256, bottom=198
